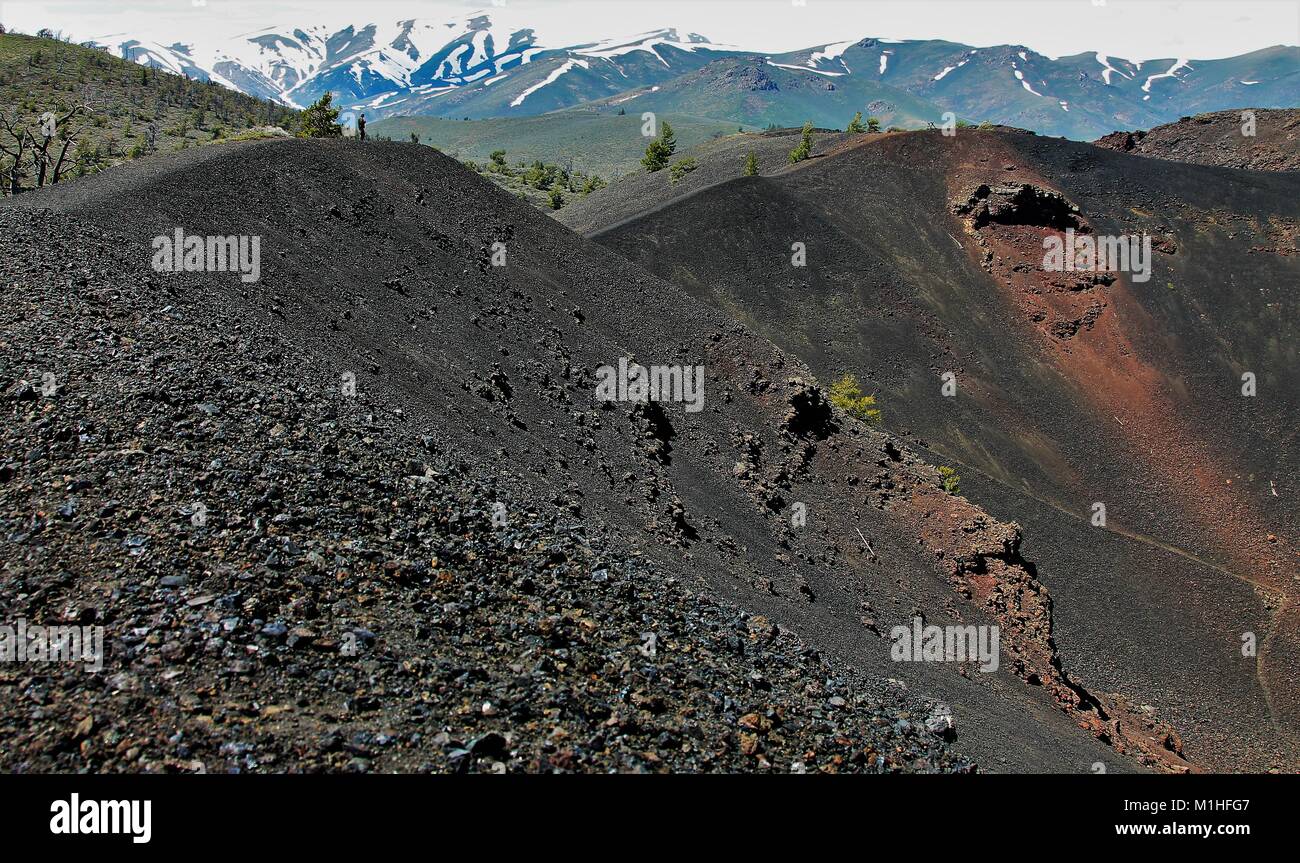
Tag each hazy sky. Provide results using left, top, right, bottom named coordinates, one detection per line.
left=4, top=0, right=1298, bottom=60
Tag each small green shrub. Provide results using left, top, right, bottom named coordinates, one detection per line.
left=669, top=156, right=698, bottom=183
left=788, top=120, right=814, bottom=163
left=938, top=466, right=961, bottom=495
left=828, top=374, right=881, bottom=424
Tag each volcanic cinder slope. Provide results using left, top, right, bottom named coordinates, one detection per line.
left=0, top=137, right=1194, bottom=772
left=564, top=127, right=1300, bottom=772
left=560, top=127, right=855, bottom=235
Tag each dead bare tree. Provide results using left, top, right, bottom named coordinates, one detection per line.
left=0, top=105, right=89, bottom=193
left=32, top=105, right=87, bottom=187
left=0, top=112, right=30, bottom=195
left=49, top=125, right=83, bottom=184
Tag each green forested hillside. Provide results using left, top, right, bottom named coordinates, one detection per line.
left=0, top=31, right=296, bottom=194
left=371, top=109, right=746, bottom=180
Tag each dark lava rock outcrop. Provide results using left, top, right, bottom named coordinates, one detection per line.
left=1094, top=109, right=1300, bottom=172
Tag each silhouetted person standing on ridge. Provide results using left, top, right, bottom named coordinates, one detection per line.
left=358, top=113, right=366, bottom=142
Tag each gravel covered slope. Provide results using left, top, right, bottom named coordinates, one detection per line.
left=1, top=138, right=1146, bottom=773
left=0, top=204, right=970, bottom=774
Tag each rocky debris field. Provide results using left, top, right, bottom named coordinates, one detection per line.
left=0, top=190, right=973, bottom=772
left=1093, top=109, right=1300, bottom=172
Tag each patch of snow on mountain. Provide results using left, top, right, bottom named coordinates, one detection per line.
left=366, top=47, right=418, bottom=86
left=808, top=40, right=855, bottom=70
left=1094, top=53, right=1132, bottom=85
left=390, top=19, right=455, bottom=64
left=1011, top=62, right=1043, bottom=97
left=575, top=30, right=716, bottom=64
left=1141, top=58, right=1191, bottom=92
left=447, top=42, right=475, bottom=72
left=122, top=41, right=186, bottom=76
left=227, top=25, right=332, bottom=104
left=510, top=57, right=590, bottom=107
left=768, top=60, right=845, bottom=77
left=468, top=30, right=491, bottom=68
left=933, top=56, right=971, bottom=81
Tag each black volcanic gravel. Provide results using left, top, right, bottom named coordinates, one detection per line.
left=0, top=175, right=972, bottom=773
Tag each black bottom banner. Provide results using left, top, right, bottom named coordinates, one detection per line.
left=0, top=774, right=1285, bottom=850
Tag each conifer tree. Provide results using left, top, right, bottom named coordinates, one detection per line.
left=299, top=92, right=342, bottom=138
left=788, top=121, right=813, bottom=163
left=659, top=120, right=676, bottom=156
left=642, top=120, right=677, bottom=172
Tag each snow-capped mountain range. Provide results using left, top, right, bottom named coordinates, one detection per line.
left=92, top=11, right=1300, bottom=139
left=94, top=13, right=724, bottom=109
